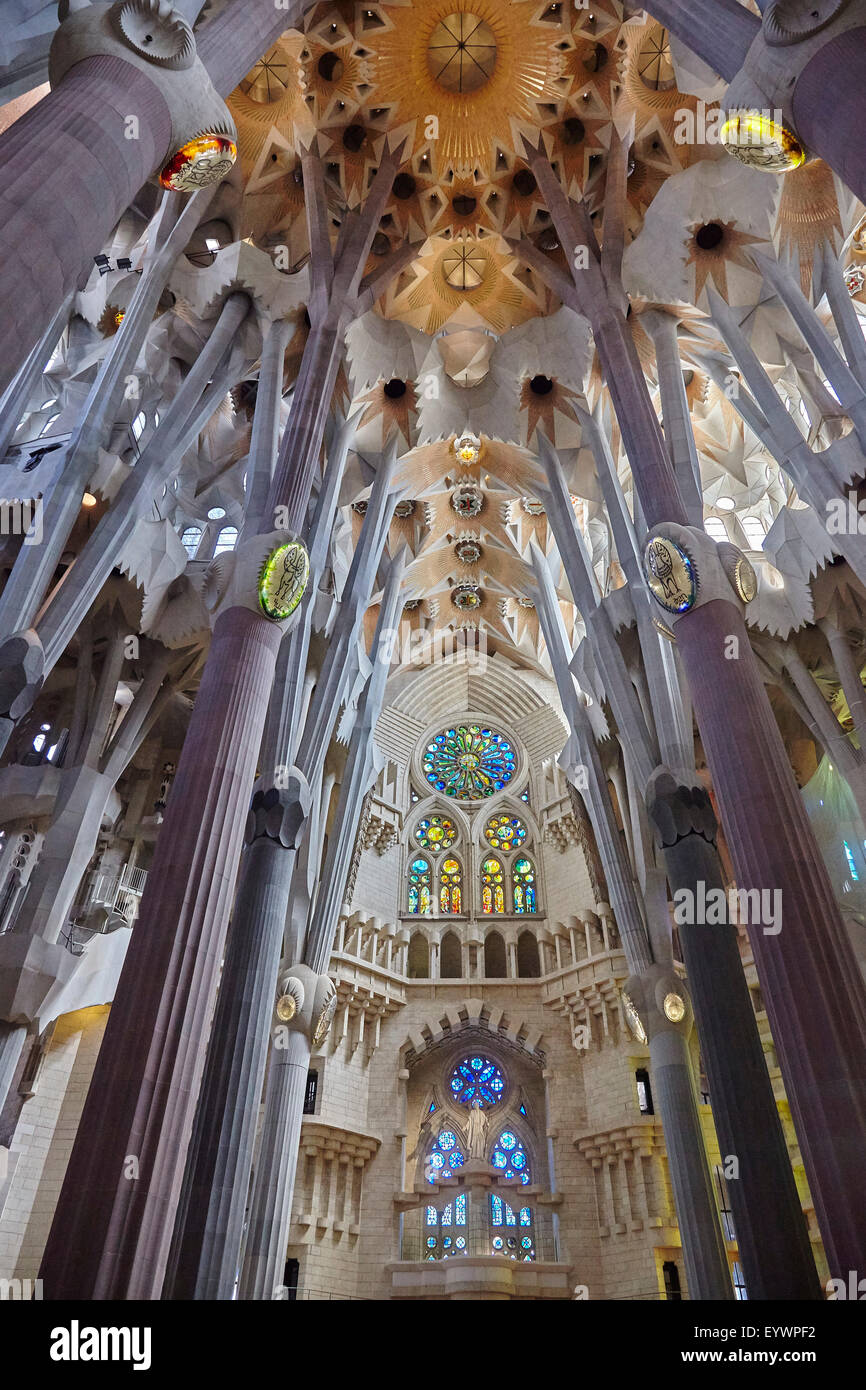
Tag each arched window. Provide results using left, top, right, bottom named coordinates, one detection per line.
left=214, top=525, right=238, bottom=555
left=439, top=856, right=462, bottom=913
left=408, top=931, right=429, bottom=977
left=481, top=856, right=505, bottom=914
left=484, top=930, right=507, bottom=978
left=491, top=1129, right=531, bottom=1184
left=449, top=1056, right=505, bottom=1107
left=490, top=1194, right=536, bottom=1260
left=440, top=930, right=461, bottom=978
left=180, top=525, right=202, bottom=559
left=426, top=1129, right=465, bottom=1183
left=131, top=410, right=147, bottom=441
left=512, top=856, right=537, bottom=913
left=425, top=1192, right=467, bottom=1259
left=484, top=813, right=527, bottom=853
left=408, top=857, right=432, bottom=914
left=517, top=930, right=539, bottom=978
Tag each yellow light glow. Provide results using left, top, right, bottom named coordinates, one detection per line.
left=719, top=112, right=805, bottom=173
left=82, top=492, right=97, bottom=508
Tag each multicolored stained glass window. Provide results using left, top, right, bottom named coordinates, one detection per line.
left=440, top=857, right=463, bottom=913
left=426, top=1129, right=466, bottom=1182
left=449, top=1056, right=505, bottom=1107
left=512, top=856, right=537, bottom=913
left=491, top=1130, right=531, bottom=1184
left=414, top=814, right=457, bottom=854
left=408, top=856, right=432, bottom=914
left=484, top=813, right=527, bottom=853
left=481, top=856, right=505, bottom=914
left=422, top=725, right=516, bottom=800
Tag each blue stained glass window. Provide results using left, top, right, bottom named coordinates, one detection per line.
left=426, top=1206, right=437, bottom=1227
left=442, top=1203, right=452, bottom=1226
left=449, top=1056, right=505, bottom=1107
left=408, top=856, right=432, bottom=914
left=843, top=840, right=859, bottom=881
left=491, top=1130, right=531, bottom=1183
left=456, top=1193, right=466, bottom=1224
left=426, top=1130, right=466, bottom=1182
left=422, top=725, right=516, bottom=800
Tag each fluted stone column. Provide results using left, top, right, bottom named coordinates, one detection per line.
left=524, top=139, right=866, bottom=1282
left=675, top=597, right=866, bottom=1280
left=164, top=777, right=310, bottom=1301
left=649, top=772, right=821, bottom=1300
left=0, top=57, right=171, bottom=392
left=238, top=555, right=406, bottom=1299
left=532, top=552, right=732, bottom=1299
left=240, top=1028, right=310, bottom=1301
left=39, top=604, right=284, bottom=1300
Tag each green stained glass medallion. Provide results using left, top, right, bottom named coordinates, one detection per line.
left=423, top=724, right=516, bottom=800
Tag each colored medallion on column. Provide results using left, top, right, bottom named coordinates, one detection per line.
left=258, top=540, right=310, bottom=621
left=159, top=134, right=238, bottom=190
left=719, top=112, right=805, bottom=173
left=643, top=536, right=697, bottom=614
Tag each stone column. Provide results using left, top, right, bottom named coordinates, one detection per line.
left=526, top=139, right=866, bottom=1282
left=0, top=0, right=236, bottom=389
left=0, top=57, right=170, bottom=392
left=39, top=603, right=284, bottom=1300
left=649, top=771, right=820, bottom=1300
left=163, top=775, right=310, bottom=1301
left=675, top=596, right=866, bottom=1279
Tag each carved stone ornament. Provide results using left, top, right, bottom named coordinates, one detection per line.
left=111, top=0, right=195, bottom=69
left=763, top=0, right=850, bottom=45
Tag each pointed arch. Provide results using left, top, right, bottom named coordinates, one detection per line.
left=512, top=855, right=537, bottom=913
left=440, top=930, right=462, bottom=978
left=408, top=855, right=432, bottom=914
left=439, top=855, right=463, bottom=914
left=408, top=931, right=430, bottom=978
left=483, top=929, right=507, bottom=978
left=517, top=929, right=540, bottom=978
left=481, top=855, right=505, bottom=914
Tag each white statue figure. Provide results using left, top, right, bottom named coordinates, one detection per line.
left=466, top=1098, right=489, bottom=1161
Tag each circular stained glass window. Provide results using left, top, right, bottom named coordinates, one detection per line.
left=423, top=725, right=516, bottom=800
left=491, top=1130, right=531, bottom=1184
left=414, top=815, right=457, bottom=854
left=449, top=1055, right=505, bottom=1107
left=484, top=813, right=527, bottom=852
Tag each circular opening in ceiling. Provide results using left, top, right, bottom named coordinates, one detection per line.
left=512, top=168, right=537, bottom=198
left=318, top=52, right=344, bottom=83
left=443, top=242, right=486, bottom=290
left=392, top=172, right=417, bottom=199
left=371, top=232, right=391, bottom=256
left=427, top=13, right=497, bottom=94
left=562, top=116, right=586, bottom=146
left=695, top=222, right=725, bottom=250
left=530, top=375, right=554, bottom=396
left=239, top=46, right=291, bottom=104
left=384, top=378, right=407, bottom=399
left=537, top=227, right=559, bottom=252
left=636, top=25, right=676, bottom=91
left=342, top=124, right=366, bottom=152
left=453, top=194, right=477, bottom=217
